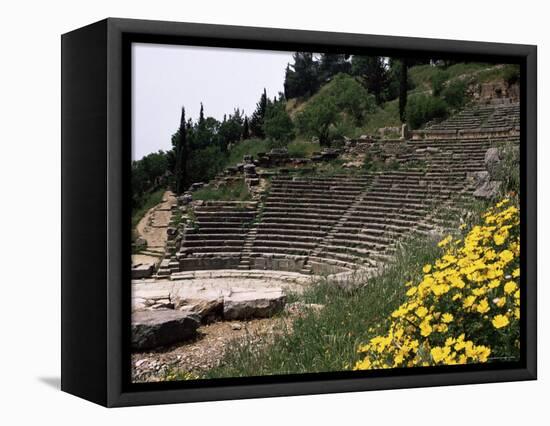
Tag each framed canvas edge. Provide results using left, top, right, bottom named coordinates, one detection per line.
left=95, top=18, right=537, bottom=407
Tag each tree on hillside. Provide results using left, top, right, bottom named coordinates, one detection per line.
left=173, top=107, right=190, bottom=194
left=219, top=108, right=244, bottom=150
left=199, top=102, right=205, bottom=126
left=318, top=53, right=351, bottom=82
left=284, top=52, right=320, bottom=99
left=351, top=55, right=389, bottom=104
left=242, top=116, right=250, bottom=140
left=399, top=58, right=410, bottom=122
left=263, top=100, right=295, bottom=146
left=249, top=88, right=268, bottom=138
left=296, top=97, right=338, bottom=147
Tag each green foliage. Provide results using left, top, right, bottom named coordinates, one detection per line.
left=249, top=89, right=268, bottom=138
left=192, top=179, right=250, bottom=201
left=493, top=142, right=520, bottom=195
left=196, top=235, right=443, bottom=378
left=405, top=94, right=448, bottom=129
left=186, top=144, right=226, bottom=186
left=324, top=74, right=376, bottom=125
left=296, top=96, right=338, bottom=147
left=431, top=69, right=449, bottom=96
left=501, top=64, right=520, bottom=86
left=442, top=79, right=469, bottom=109
left=173, top=107, right=189, bottom=194
left=351, top=55, right=389, bottom=104
left=318, top=53, right=351, bottom=82
left=284, top=52, right=320, bottom=99
left=131, top=150, right=169, bottom=208
left=286, top=140, right=321, bottom=158
left=131, top=188, right=165, bottom=230
left=225, top=138, right=271, bottom=167
left=263, top=100, right=295, bottom=146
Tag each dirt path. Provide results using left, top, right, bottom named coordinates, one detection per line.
left=132, top=190, right=177, bottom=266
left=131, top=316, right=290, bottom=382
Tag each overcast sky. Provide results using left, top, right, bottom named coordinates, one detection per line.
left=132, top=43, right=294, bottom=160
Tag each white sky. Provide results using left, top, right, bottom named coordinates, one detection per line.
left=132, top=43, right=294, bottom=160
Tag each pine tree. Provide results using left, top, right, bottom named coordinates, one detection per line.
left=351, top=56, right=389, bottom=104
left=174, top=107, right=189, bottom=194
left=283, top=52, right=319, bottom=99
left=249, top=88, right=268, bottom=138
left=318, top=53, right=351, bottom=82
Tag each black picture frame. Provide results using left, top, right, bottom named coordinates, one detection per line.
left=61, top=17, right=537, bottom=407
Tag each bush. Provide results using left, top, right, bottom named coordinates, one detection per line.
left=492, top=142, right=520, bottom=195
left=430, top=69, right=449, bottom=96
left=287, top=140, right=320, bottom=158
left=354, top=198, right=520, bottom=370
left=502, top=64, right=520, bottom=86
left=296, top=97, right=338, bottom=146
left=323, top=73, right=376, bottom=125
left=405, top=94, right=448, bottom=129
left=263, top=101, right=295, bottom=147
left=192, top=179, right=250, bottom=201
left=442, top=79, right=469, bottom=109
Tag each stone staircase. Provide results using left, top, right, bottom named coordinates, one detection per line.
left=170, top=131, right=519, bottom=278
left=177, top=201, right=258, bottom=271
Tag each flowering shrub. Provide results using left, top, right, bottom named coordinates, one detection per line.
left=354, top=198, right=520, bottom=370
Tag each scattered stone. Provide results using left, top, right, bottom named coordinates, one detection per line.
left=231, top=323, right=242, bottom=330
left=131, top=310, right=201, bottom=350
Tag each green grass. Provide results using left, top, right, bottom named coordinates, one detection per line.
left=287, top=140, right=321, bottom=157
left=192, top=179, right=250, bottom=201
left=409, top=62, right=490, bottom=89
left=225, top=138, right=270, bottom=168
left=357, top=99, right=401, bottom=136
left=131, top=188, right=165, bottom=230
left=168, top=236, right=444, bottom=379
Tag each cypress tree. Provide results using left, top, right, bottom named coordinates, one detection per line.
left=399, top=59, right=409, bottom=123
left=199, top=102, right=205, bottom=126
left=242, top=116, right=250, bottom=140
left=174, top=107, right=189, bottom=194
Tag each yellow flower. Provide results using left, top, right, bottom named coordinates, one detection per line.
left=512, top=268, right=520, bottom=278
left=493, top=233, right=506, bottom=246
left=406, top=286, right=417, bottom=296
left=431, top=346, right=450, bottom=363
left=415, top=306, right=428, bottom=318
left=463, top=295, right=476, bottom=308
left=504, top=281, right=518, bottom=295
left=423, top=264, right=432, bottom=273
left=419, top=320, right=433, bottom=337
left=492, top=314, right=510, bottom=329
left=476, top=298, right=490, bottom=314
left=442, top=313, right=454, bottom=323
left=499, top=250, right=514, bottom=263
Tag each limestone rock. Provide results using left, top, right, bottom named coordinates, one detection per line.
left=131, top=263, right=154, bottom=279
left=223, top=289, right=285, bottom=320
left=131, top=310, right=200, bottom=350
left=484, top=147, right=501, bottom=175
left=178, top=298, right=224, bottom=324
left=474, top=180, right=502, bottom=199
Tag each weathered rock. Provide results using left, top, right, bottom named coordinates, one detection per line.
left=131, top=263, right=154, bottom=279
left=177, top=298, right=224, bottom=324
left=223, top=289, right=286, bottom=320
left=132, top=310, right=200, bottom=350
left=134, top=237, right=147, bottom=247
left=474, top=180, right=502, bottom=199
left=484, top=147, right=501, bottom=175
